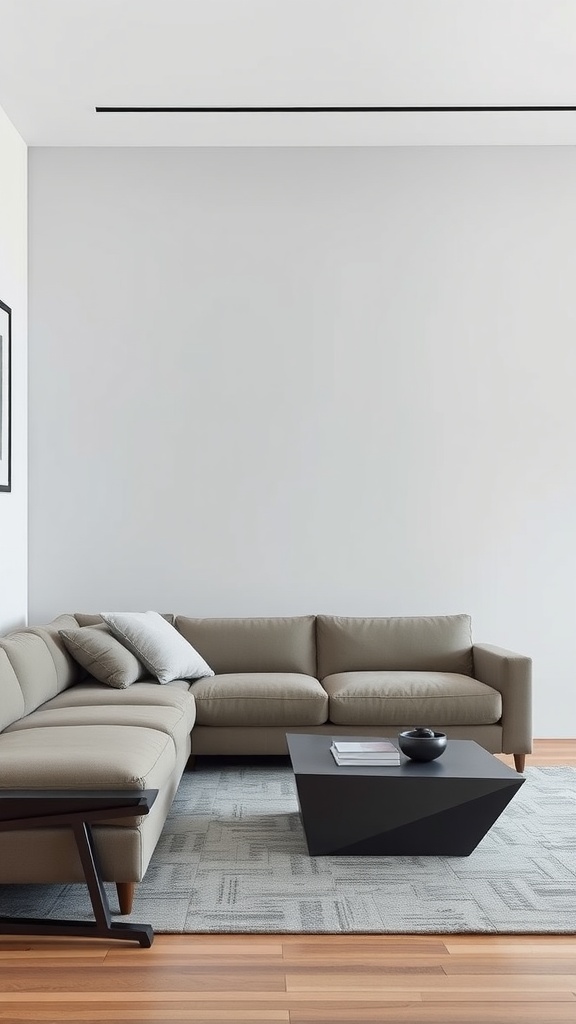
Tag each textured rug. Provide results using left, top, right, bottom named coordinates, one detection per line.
left=1, top=762, right=575, bottom=934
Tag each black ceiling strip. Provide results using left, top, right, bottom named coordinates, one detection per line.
left=95, top=105, right=576, bottom=114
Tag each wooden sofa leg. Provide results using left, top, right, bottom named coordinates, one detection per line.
left=116, top=882, right=135, bottom=916
left=513, top=754, right=526, bottom=774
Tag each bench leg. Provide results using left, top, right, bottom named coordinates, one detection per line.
left=0, top=823, right=152, bottom=947
left=116, top=881, right=136, bottom=915
left=513, top=754, right=526, bottom=773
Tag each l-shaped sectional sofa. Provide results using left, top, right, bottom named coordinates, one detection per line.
left=0, top=612, right=531, bottom=914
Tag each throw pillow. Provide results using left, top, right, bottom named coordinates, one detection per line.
left=59, top=624, right=147, bottom=689
left=101, top=610, right=214, bottom=684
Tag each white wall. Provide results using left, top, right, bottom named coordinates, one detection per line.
left=28, top=147, right=576, bottom=736
left=0, top=106, right=27, bottom=631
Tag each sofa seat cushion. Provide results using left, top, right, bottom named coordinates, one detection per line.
left=191, top=673, right=328, bottom=727
left=37, top=679, right=194, bottom=715
left=323, top=672, right=502, bottom=726
left=5, top=701, right=195, bottom=750
left=0, top=724, right=177, bottom=791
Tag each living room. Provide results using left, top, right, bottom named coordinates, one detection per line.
left=0, top=1, right=575, bottom=1020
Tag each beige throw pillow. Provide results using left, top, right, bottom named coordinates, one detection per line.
left=59, top=624, right=147, bottom=689
left=101, top=610, right=214, bottom=684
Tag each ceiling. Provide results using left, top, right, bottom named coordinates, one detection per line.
left=1, top=0, right=576, bottom=146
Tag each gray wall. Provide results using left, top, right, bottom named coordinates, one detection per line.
left=29, top=146, right=576, bottom=735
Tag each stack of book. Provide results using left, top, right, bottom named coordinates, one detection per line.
left=330, top=739, right=401, bottom=766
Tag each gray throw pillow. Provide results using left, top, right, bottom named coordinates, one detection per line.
left=59, top=624, right=147, bottom=689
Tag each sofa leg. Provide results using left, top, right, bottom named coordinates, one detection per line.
left=513, top=754, right=526, bottom=774
left=116, top=882, right=135, bottom=916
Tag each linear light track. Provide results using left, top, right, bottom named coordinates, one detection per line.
left=95, top=105, right=576, bottom=114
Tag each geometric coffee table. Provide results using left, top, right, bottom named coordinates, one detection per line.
left=286, top=733, right=524, bottom=857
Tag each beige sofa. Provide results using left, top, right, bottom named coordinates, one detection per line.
left=0, top=612, right=531, bottom=914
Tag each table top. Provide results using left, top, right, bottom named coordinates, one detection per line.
left=286, top=733, right=521, bottom=782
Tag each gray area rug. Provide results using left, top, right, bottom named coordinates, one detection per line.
left=1, top=762, right=575, bottom=933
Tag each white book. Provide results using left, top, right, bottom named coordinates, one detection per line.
left=330, top=745, right=400, bottom=767
left=333, top=759, right=400, bottom=766
left=331, top=758, right=400, bottom=767
left=331, top=751, right=400, bottom=760
left=332, top=740, right=398, bottom=754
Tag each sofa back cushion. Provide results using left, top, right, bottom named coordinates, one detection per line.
left=316, top=614, right=473, bottom=679
left=0, top=648, right=26, bottom=731
left=74, top=612, right=175, bottom=627
left=26, top=615, right=81, bottom=693
left=175, top=616, right=317, bottom=676
left=0, top=632, right=60, bottom=716
left=0, top=615, right=81, bottom=720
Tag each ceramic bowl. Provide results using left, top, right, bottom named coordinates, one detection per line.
left=398, top=729, right=448, bottom=762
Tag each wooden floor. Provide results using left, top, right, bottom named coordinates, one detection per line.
left=1, top=740, right=574, bottom=1024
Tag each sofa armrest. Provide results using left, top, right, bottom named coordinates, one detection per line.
left=472, top=644, right=532, bottom=754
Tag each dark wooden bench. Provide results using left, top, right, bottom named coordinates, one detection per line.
left=0, top=790, right=158, bottom=946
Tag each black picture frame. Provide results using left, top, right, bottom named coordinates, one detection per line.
left=0, top=298, right=11, bottom=492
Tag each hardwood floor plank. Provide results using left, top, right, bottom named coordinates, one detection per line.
left=281, top=940, right=451, bottom=959
left=444, top=939, right=576, bottom=954
left=281, top=938, right=450, bottom=953
left=285, top=963, right=446, bottom=974
left=0, top=951, right=108, bottom=963
left=0, top=988, right=574, bottom=1015
left=442, top=955, right=576, bottom=974
left=104, top=940, right=284, bottom=957
left=105, top=954, right=290, bottom=968
left=285, top=972, right=576, bottom=991
left=286, top=1015, right=416, bottom=1024
left=0, top=991, right=424, bottom=1004
left=0, top=1012, right=290, bottom=1022
left=278, top=950, right=448, bottom=966
left=0, top=967, right=287, bottom=992
left=0, top=940, right=109, bottom=953
left=422, top=991, right=576, bottom=1002
left=289, top=1006, right=576, bottom=1024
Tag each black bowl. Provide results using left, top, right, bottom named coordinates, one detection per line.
left=398, top=729, right=447, bottom=762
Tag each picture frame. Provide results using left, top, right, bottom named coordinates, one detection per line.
left=0, top=298, right=12, bottom=492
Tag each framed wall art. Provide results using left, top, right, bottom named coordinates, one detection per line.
left=0, top=299, right=11, bottom=492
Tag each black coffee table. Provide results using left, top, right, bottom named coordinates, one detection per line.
left=286, top=734, right=524, bottom=856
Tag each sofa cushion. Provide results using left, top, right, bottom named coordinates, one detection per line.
left=0, top=648, right=25, bottom=732
left=102, top=611, right=214, bottom=684
left=323, top=672, right=502, bottom=726
left=59, top=624, right=147, bottom=689
left=26, top=615, right=82, bottom=692
left=0, top=724, right=176, bottom=790
left=175, top=616, right=317, bottom=676
left=0, top=616, right=83, bottom=720
left=38, top=679, right=194, bottom=714
left=74, top=612, right=175, bottom=627
left=0, top=632, right=61, bottom=715
left=5, top=701, right=196, bottom=749
left=190, top=673, right=328, bottom=727
left=316, top=614, right=473, bottom=679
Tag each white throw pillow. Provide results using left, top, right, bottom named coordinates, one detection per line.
left=101, top=610, right=214, bottom=684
